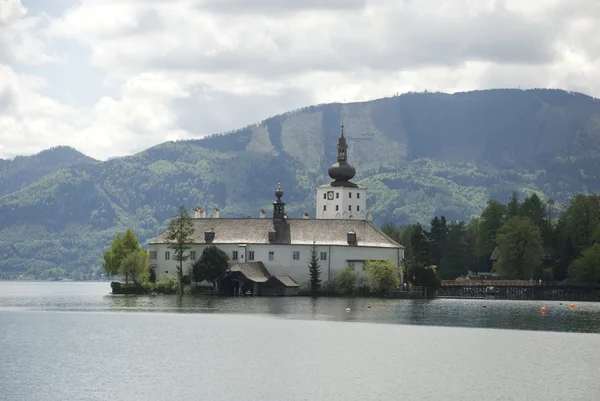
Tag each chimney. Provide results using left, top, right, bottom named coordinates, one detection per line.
left=213, top=208, right=220, bottom=218
left=303, top=212, right=309, bottom=219
left=259, top=209, right=266, bottom=219
left=200, top=209, right=206, bottom=218
left=367, top=212, right=373, bottom=222
left=194, top=207, right=206, bottom=218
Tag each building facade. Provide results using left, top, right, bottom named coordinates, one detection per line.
left=148, top=126, right=404, bottom=285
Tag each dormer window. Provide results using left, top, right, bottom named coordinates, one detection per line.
left=268, top=231, right=277, bottom=242
left=204, top=231, right=215, bottom=243
left=347, top=229, right=357, bottom=245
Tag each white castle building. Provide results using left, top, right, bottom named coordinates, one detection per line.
left=148, top=126, right=404, bottom=286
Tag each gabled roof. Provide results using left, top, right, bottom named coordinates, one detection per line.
left=228, top=262, right=270, bottom=283
left=266, top=275, right=300, bottom=287
left=149, top=218, right=403, bottom=248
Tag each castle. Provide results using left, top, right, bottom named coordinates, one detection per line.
left=148, top=126, right=404, bottom=288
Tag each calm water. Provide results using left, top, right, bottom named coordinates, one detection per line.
left=1, top=282, right=599, bottom=401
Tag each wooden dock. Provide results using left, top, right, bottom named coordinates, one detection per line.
left=437, top=280, right=600, bottom=301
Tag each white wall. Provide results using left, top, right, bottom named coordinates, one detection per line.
left=315, top=186, right=367, bottom=220
left=149, top=243, right=404, bottom=285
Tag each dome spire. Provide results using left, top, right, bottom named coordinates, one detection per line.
left=327, top=123, right=356, bottom=185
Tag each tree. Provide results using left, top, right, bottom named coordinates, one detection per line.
left=308, top=243, right=322, bottom=293
left=562, top=194, right=600, bottom=252
left=408, top=224, right=429, bottom=282
left=335, top=266, right=357, bottom=295
left=568, top=243, right=600, bottom=284
left=412, top=265, right=441, bottom=289
left=121, top=249, right=150, bottom=285
left=365, top=259, right=401, bottom=294
left=495, top=216, right=543, bottom=279
left=192, top=246, right=229, bottom=289
left=427, top=216, right=448, bottom=267
left=439, top=221, right=470, bottom=279
left=102, top=228, right=144, bottom=283
left=479, top=200, right=507, bottom=269
left=507, top=192, right=520, bottom=218
left=166, top=205, right=195, bottom=294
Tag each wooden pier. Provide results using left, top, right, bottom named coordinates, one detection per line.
left=437, top=280, right=600, bottom=301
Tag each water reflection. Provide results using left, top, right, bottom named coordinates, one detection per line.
left=1, top=282, right=600, bottom=333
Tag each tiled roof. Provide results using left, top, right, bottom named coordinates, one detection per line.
left=269, top=275, right=300, bottom=287
left=228, top=262, right=271, bottom=283
left=149, top=218, right=403, bottom=248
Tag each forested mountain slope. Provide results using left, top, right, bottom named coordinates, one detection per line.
left=2, top=88, right=600, bottom=278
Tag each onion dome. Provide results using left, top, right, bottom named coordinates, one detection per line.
left=328, top=125, right=357, bottom=185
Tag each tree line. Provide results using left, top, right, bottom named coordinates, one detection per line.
left=383, top=192, right=600, bottom=284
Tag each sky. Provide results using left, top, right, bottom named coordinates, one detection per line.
left=1, top=0, right=599, bottom=160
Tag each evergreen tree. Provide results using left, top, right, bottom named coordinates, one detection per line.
left=507, top=192, right=520, bottom=218
left=408, top=224, right=429, bottom=282
left=439, top=221, right=470, bottom=279
left=167, top=205, right=195, bottom=294
left=427, top=216, right=448, bottom=266
left=308, top=243, right=322, bottom=293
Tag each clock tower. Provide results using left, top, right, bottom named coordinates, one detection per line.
left=316, top=124, right=367, bottom=220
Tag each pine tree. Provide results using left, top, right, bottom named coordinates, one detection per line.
left=167, top=205, right=195, bottom=295
left=308, top=243, right=322, bottom=293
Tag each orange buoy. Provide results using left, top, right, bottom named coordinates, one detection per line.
left=570, top=303, right=575, bottom=308
left=367, top=304, right=371, bottom=309
left=482, top=304, right=486, bottom=308
left=541, top=306, right=547, bottom=313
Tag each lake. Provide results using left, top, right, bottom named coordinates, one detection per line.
left=1, top=282, right=599, bottom=401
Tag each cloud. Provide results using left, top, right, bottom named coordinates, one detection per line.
left=1, top=0, right=600, bottom=160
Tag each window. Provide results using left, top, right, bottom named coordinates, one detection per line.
left=190, top=251, right=196, bottom=260
left=357, top=206, right=360, bottom=212
left=248, top=251, right=255, bottom=260
left=150, top=251, right=157, bottom=259
left=232, top=251, right=238, bottom=260
left=336, top=192, right=339, bottom=199
left=348, top=205, right=352, bottom=211
left=269, top=251, right=274, bottom=261
left=320, top=252, right=327, bottom=261
left=335, top=205, right=339, bottom=211
left=349, top=192, right=352, bottom=198
left=323, top=193, right=326, bottom=199
left=323, top=205, right=326, bottom=211
left=293, top=251, right=300, bottom=260
left=357, top=193, right=360, bottom=199
left=165, top=251, right=170, bottom=260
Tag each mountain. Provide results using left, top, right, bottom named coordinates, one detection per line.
left=0, top=146, right=98, bottom=198
left=2, top=88, right=600, bottom=279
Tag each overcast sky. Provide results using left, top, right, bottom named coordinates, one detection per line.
left=1, top=0, right=599, bottom=160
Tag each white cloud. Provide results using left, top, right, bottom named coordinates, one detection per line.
left=1, top=0, right=600, bottom=160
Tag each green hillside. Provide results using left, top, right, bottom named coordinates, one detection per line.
left=1, top=88, right=600, bottom=279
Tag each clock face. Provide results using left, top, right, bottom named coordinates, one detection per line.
left=327, top=191, right=334, bottom=200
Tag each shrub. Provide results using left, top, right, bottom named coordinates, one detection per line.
left=155, top=275, right=178, bottom=294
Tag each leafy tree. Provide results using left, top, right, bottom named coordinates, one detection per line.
left=495, top=216, right=543, bottom=279
left=335, top=266, right=357, bottom=295
left=192, top=245, right=228, bottom=289
left=562, top=194, right=600, bottom=252
left=166, top=205, right=195, bottom=294
left=308, top=243, right=322, bottom=293
left=121, top=249, right=149, bottom=285
left=412, top=265, right=441, bottom=289
left=365, top=259, right=401, bottom=294
left=568, top=243, right=600, bottom=283
left=102, top=228, right=144, bottom=283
